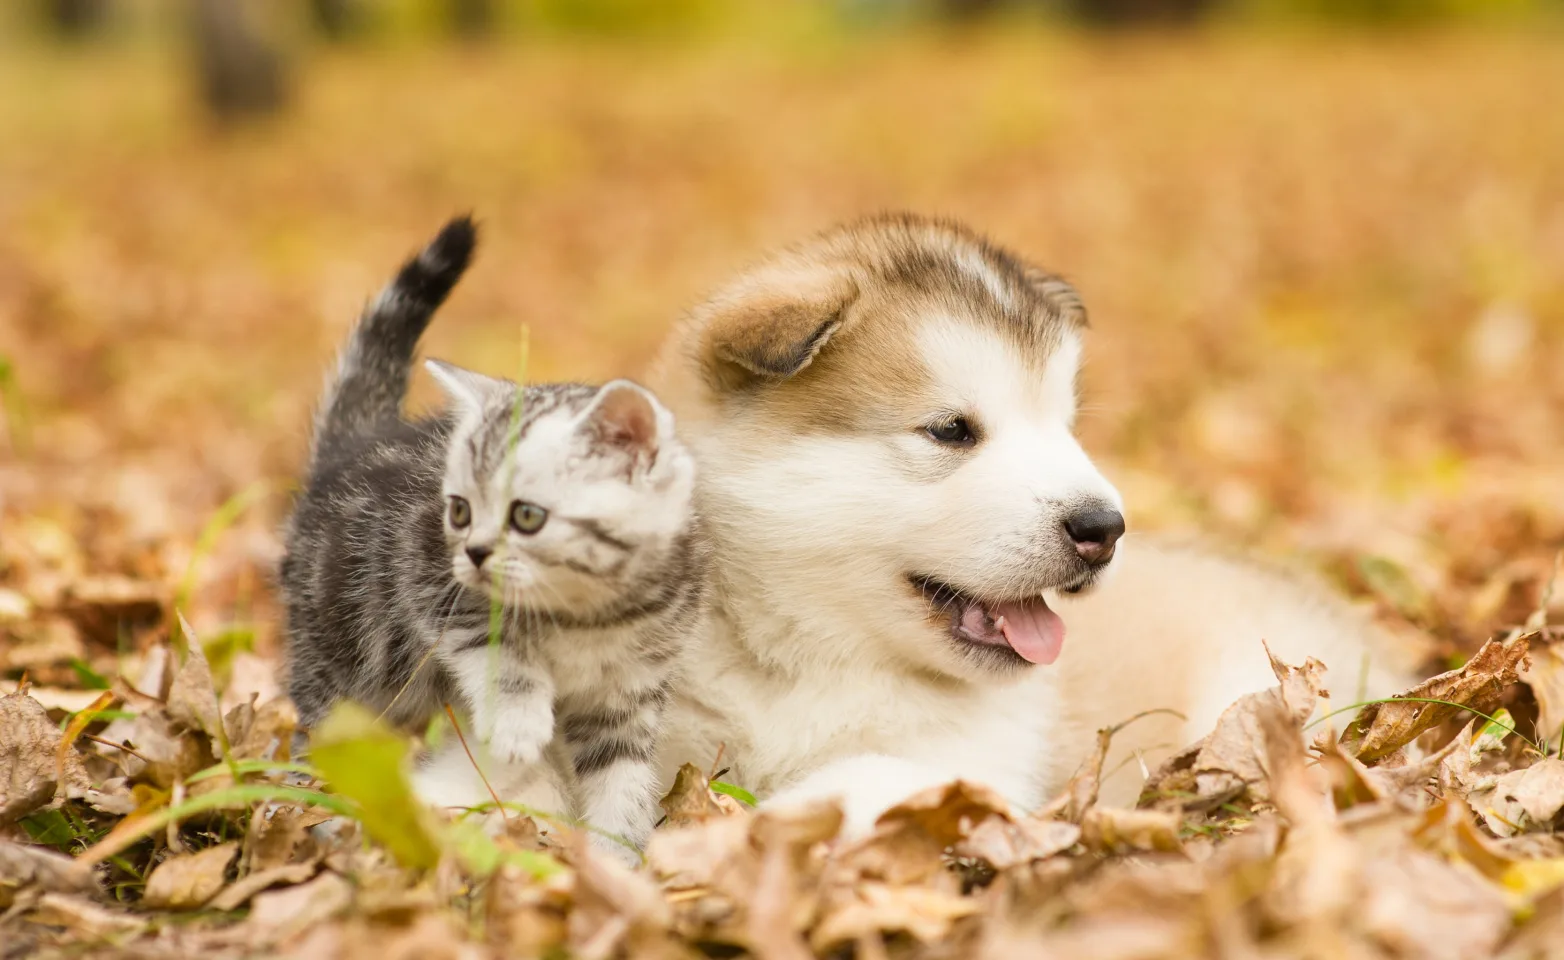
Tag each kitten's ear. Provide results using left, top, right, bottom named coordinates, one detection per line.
left=582, top=380, right=664, bottom=469
left=425, top=359, right=507, bottom=412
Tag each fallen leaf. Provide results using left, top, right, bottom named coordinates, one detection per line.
left=0, top=692, right=91, bottom=825
left=208, top=861, right=318, bottom=911
left=658, top=763, right=730, bottom=829
left=953, top=815, right=1080, bottom=870
left=3, top=616, right=84, bottom=670
left=1358, top=847, right=1511, bottom=960
left=61, top=574, right=163, bottom=646
left=140, top=841, right=238, bottom=910
left=0, top=840, right=99, bottom=908
left=244, top=871, right=353, bottom=943
left=813, top=881, right=980, bottom=950
left=247, top=803, right=310, bottom=872
left=1502, top=858, right=1564, bottom=901
left=1080, top=808, right=1182, bottom=855
left=1342, top=632, right=1532, bottom=763
left=1472, top=759, right=1564, bottom=837
left=1144, top=649, right=1326, bottom=808
left=24, top=891, right=145, bottom=936
left=841, top=780, right=1012, bottom=885
left=569, top=833, right=673, bottom=960
left=1521, top=634, right=1564, bottom=753
left=168, top=614, right=224, bottom=741
left=746, top=843, right=813, bottom=960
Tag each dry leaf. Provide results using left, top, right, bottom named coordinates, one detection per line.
left=61, top=574, right=163, bottom=646
left=0, top=692, right=91, bottom=825
left=0, top=840, right=99, bottom=908
left=1144, top=650, right=1326, bottom=808
left=1358, top=848, right=1511, bottom=960
left=746, top=843, right=814, bottom=960
left=954, top=816, right=1080, bottom=870
left=658, top=763, right=729, bottom=829
left=208, top=861, right=318, bottom=912
left=25, top=892, right=145, bottom=937
left=569, top=833, right=673, bottom=960
left=140, top=841, right=239, bottom=910
left=813, top=881, right=980, bottom=950
left=247, top=804, right=310, bottom=873
left=842, top=780, right=1012, bottom=885
left=1080, top=808, right=1182, bottom=855
left=1342, top=633, right=1532, bottom=763
left=244, top=872, right=353, bottom=943
left=1521, top=635, right=1564, bottom=752
left=168, top=615, right=224, bottom=740
left=1472, top=759, right=1564, bottom=837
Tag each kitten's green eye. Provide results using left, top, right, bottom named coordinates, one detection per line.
left=448, top=496, right=472, bottom=529
left=509, top=500, right=548, bottom=535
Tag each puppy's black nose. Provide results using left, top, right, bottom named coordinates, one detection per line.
left=1063, top=506, right=1125, bottom=565
left=466, top=545, right=493, bottom=568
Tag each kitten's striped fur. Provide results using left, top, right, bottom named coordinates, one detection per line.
left=281, top=218, right=704, bottom=853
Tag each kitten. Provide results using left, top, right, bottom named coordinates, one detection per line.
left=281, top=217, right=704, bottom=852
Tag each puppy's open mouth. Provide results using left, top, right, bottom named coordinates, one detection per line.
left=910, top=575, right=1066, bottom=666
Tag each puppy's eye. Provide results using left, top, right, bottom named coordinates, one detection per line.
left=925, top=416, right=976, bottom=446
left=448, top=496, right=472, bottom=529
left=509, top=500, right=548, bottom=534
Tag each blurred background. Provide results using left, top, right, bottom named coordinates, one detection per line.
left=0, top=0, right=1562, bottom=686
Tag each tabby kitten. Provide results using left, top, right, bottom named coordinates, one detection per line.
left=281, top=217, right=704, bottom=853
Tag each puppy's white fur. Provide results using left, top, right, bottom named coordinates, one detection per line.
left=650, top=213, right=1417, bottom=835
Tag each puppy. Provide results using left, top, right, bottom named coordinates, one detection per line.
left=648, top=213, right=1416, bottom=831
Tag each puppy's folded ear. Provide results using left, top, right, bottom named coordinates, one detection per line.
left=1022, top=266, right=1088, bottom=330
left=694, top=262, right=860, bottom=391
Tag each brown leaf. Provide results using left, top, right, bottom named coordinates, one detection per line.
left=1144, top=649, right=1327, bottom=808
left=0, top=692, right=91, bottom=825
left=1472, top=759, right=1564, bottom=837
left=1358, top=847, right=1511, bottom=960
left=746, top=843, right=813, bottom=960
left=1342, top=632, right=1532, bottom=763
left=168, top=615, right=224, bottom=741
left=140, top=841, right=239, bottom=910
left=658, top=763, right=729, bottom=829
left=25, top=892, right=145, bottom=937
left=247, top=804, right=310, bottom=873
left=229, top=697, right=298, bottom=763
left=812, top=882, right=980, bottom=951
left=1522, top=634, right=1564, bottom=752
left=842, top=780, right=1013, bottom=885
left=243, top=871, right=353, bottom=943
left=569, top=833, right=673, bottom=960
left=207, top=862, right=318, bottom=912
left=0, top=840, right=99, bottom=908
left=61, top=574, right=163, bottom=646
left=1079, top=808, right=1182, bottom=855
left=953, top=816, right=1080, bottom=870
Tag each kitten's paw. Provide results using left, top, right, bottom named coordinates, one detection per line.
left=485, top=700, right=554, bottom=765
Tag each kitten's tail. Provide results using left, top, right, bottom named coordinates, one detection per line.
left=311, top=216, right=478, bottom=461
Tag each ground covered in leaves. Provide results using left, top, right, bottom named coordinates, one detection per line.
left=2, top=20, right=1564, bottom=960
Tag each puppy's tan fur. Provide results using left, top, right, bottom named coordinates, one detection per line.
left=650, top=213, right=1415, bottom=826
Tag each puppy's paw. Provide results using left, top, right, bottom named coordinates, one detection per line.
left=485, top=699, right=555, bottom=766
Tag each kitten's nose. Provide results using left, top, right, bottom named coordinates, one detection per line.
left=466, top=545, right=493, bottom=569
left=1063, top=506, right=1125, bottom=566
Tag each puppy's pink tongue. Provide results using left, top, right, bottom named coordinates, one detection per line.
left=996, top=599, right=1066, bottom=665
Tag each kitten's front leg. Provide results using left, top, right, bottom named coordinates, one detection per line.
left=446, top=641, right=556, bottom=765
left=563, top=693, right=664, bottom=863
